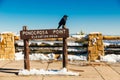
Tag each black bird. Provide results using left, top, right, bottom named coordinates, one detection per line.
left=57, top=15, right=68, bottom=29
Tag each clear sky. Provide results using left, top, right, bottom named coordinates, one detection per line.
left=0, top=0, right=120, bottom=35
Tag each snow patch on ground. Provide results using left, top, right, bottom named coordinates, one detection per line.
left=15, top=52, right=120, bottom=63
left=15, top=52, right=24, bottom=60
left=18, top=68, right=79, bottom=76
left=100, top=54, right=120, bottom=63
left=15, top=52, right=87, bottom=61
left=30, top=54, right=49, bottom=60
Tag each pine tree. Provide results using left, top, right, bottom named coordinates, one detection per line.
left=80, top=30, right=85, bottom=35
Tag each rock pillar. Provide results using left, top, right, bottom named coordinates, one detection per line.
left=88, top=32, right=104, bottom=61
left=0, top=32, right=15, bottom=60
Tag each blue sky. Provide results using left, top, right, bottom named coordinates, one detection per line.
left=0, top=0, right=120, bottom=35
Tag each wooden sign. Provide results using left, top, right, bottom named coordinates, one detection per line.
left=20, top=26, right=69, bottom=70
left=20, top=29, right=69, bottom=39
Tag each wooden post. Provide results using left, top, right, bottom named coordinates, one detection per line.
left=62, top=37, right=68, bottom=68
left=23, top=26, right=30, bottom=70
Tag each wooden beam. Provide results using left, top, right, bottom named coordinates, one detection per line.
left=103, top=36, right=120, bottom=40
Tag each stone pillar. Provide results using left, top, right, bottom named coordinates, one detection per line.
left=0, top=32, right=15, bottom=60
left=88, top=32, right=104, bottom=61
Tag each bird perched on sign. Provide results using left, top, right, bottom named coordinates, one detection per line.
left=57, top=15, right=68, bottom=29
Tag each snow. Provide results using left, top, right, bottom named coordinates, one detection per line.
left=47, top=53, right=55, bottom=60
left=15, top=52, right=87, bottom=61
left=16, top=53, right=79, bottom=76
left=30, top=54, right=49, bottom=60
left=15, top=52, right=49, bottom=61
left=67, top=42, right=83, bottom=46
left=15, top=40, right=24, bottom=46
left=100, top=54, right=120, bottom=63
left=103, top=42, right=110, bottom=46
left=71, top=34, right=86, bottom=39
left=29, top=41, right=42, bottom=45
left=18, top=68, right=79, bottom=76
left=44, top=42, right=54, bottom=45
left=67, top=48, right=78, bottom=52
left=15, top=52, right=24, bottom=60
left=57, top=54, right=87, bottom=61
left=15, top=52, right=120, bottom=63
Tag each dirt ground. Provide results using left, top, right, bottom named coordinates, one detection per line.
left=0, top=60, right=120, bottom=80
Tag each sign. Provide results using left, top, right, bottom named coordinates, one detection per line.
left=20, top=26, right=69, bottom=70
left=20, top=29, right=69, bottom=39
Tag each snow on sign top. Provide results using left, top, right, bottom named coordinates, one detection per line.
left=20, top=29, right=69, bottom=39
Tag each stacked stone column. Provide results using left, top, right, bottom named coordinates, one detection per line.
left=88, top=32, right=104, bottom=61
left=0, top=33, right=15, bottom=60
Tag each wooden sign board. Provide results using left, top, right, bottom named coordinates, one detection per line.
left=20, top=26, right=69, bottom=70
left=20, top=29, right=69, bottom=39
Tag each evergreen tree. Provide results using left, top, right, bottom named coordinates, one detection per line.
left=80, top=30, right=85, bottom=35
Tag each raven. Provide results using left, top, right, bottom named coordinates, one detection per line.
left=57, top=15, right=68, bottom=29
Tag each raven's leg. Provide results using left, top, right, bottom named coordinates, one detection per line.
left=57, top=25, right=61, bottom=29
left=62, top=25, right=66, bottom=29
